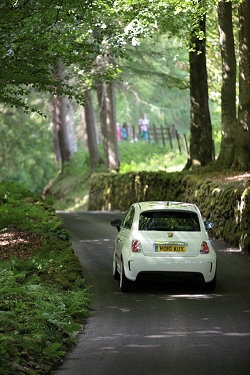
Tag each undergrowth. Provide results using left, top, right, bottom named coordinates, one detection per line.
left=118, top=141, right=187, bottom=173
left=0, top=181, right=91, bottom=375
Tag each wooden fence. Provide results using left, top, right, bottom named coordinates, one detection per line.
left=131, top=124, right=190, bottom=156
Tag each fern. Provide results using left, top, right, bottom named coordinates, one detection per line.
left=0, top=181, right=91, bottom=374
left=43, top=342, right=66, bottom=360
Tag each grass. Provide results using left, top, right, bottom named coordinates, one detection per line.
left=118, top=141, right=187, bottom=173
left=0, top=181, right=91, bottom=375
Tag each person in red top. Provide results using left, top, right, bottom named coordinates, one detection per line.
left=116, top=122, right=121, bottom=141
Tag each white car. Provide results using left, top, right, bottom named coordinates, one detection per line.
left=111, top=201, right=217, bottom=292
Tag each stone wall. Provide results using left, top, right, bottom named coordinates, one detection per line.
left=88, top=171, right=250, bottom=253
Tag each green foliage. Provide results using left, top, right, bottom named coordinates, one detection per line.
left=0, top=268, right=90, bottom=372
left=0, top=180, right=34, bottom=202
left=42, top=150, right=91, bottom=211
left=116, top=35, right=190, bottom=130
left=0, top=181, right=68, bottom=237
left=0, top=95, right=56, bottom=194
left=0, top=181, right=91, bottom=374
left=62, top=150, right=91, bottom=177
left=118, top=140, right=187, bottom=173
left=0, top=0, right=134, bottom=111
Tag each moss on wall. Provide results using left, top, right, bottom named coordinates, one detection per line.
left=88, top=171, right=250, bottom=253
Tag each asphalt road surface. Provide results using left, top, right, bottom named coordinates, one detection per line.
left=53, top=211, right=250, bottom=375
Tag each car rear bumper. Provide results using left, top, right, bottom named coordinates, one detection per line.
left=136, top=271, right=205, bottom=283
left=124, top=254, right=216, bottom=283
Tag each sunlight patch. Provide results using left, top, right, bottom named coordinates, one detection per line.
left=126, top=344, right=160, bottom=348
left=160, top=294, right=220, bottom=300
left=221, top=248, right=242, bottom=253
left=80, top=239, right=111, bottom=242
left=225, top=332, right=250, bottom=337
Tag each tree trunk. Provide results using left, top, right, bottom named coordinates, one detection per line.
left=96, top=81, right=109, bottom=170
left=185, top=12, right=213, bottom=169
left=51, top=95, right=61, bottom=170
left=96, top=56, right=109, bottom=169
left=233, top=1, right=250, bottom=170
left=84, top=89, right=101, bottom=173
left=53, top=62, right=75, bottom=167
left=106, top=81, right=120, bottom=171
left=217, top=0, right=237, bottom=167
left=66, top=98, right=77, bottom=154
left=57, top=95, right=72, bottom=165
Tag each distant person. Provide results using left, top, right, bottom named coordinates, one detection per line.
left=121, top=122, right=128, bottom=140
left=116, top=122, right=121, bottom=142
left=138, top=113, right=149, bottom=140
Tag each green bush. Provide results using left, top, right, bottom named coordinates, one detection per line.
left=0, top=181, right=91, bottom=374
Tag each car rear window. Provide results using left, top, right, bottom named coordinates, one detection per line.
left=138, top=210, right=201, bottom=231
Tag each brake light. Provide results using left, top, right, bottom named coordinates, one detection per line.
left=200, top=241, right=209, bottom=254
left=131, top=240, right=142, bottom=253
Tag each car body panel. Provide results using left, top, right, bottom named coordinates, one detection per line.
left=112, top=201, right=217, bottom=288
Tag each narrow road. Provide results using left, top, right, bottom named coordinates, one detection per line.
left=53, top=212, right=250, bottom=375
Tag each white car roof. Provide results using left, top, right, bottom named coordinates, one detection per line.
left=136, top=201, right=199, bottom=213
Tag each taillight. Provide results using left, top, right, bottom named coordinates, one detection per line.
left=131, top=240, right=142, bottom=253
left=200, top=241, right=209, bottom=254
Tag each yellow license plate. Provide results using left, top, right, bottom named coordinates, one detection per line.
left=156, top=245, right=186, bottom=252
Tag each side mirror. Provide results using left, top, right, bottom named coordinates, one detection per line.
left=204, top=221, right=214, bottom=229
left=111, top=219, right=122, bottom=232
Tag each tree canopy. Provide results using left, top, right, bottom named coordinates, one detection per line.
left=1, top=0, right=250, bottom=190
left=0, top=0, right=127, bottom=110
left=0, top=0, right=214, bottom=112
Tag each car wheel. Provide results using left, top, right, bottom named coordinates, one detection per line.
left=120, top=260, right=133, bottom=293
left=204, top=273, right=216, bottom=292
left=113, top=252, right=119, bottom=280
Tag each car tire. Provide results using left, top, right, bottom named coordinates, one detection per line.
left=113, top=252, right=119, bottom=280
left=204, top=273, right=216, bottom=292
left=120, top=260, right=133, bottom=293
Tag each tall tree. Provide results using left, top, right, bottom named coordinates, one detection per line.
left=66, top=98, right=78, bottom=155
left=106, top=80, right=120, bottom=171
left=119, top=0, right=214, bottom=168
left=185, top=4, right=213, bottom=169
left=51, top=94, right=77, bottom=168
left=51, top=96, right=62, bottom=170
left=95, top=56, right=109, bottom=171
left=97, top=82, right=109, bottom=170
left=52, top=62, right=75, bottom=166
left=217, top=0, right=237, bottom=167
left=233, top=0, right=250, bottom=170
left=84, top=89, right=102, bottom=173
